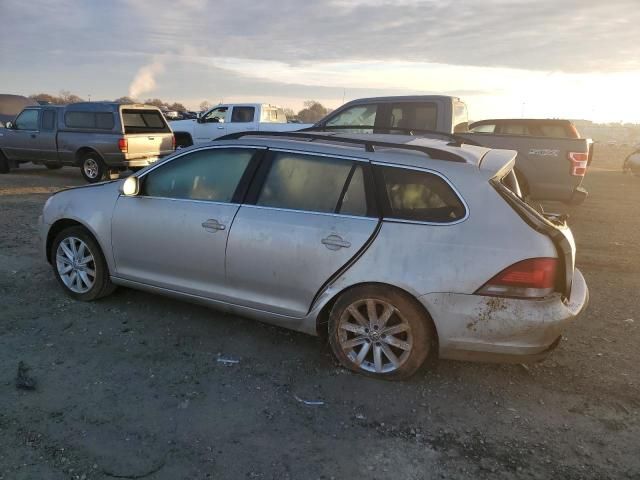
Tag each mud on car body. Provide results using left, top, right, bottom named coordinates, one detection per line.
left=40, top=131, right=588, bottom=379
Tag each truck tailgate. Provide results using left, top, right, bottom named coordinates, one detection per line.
left=125, top=133, right=174, bottom=159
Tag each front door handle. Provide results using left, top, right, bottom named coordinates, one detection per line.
left=201, top=219, right=226, bottom=232
left=217, top=126, right=225, bottom=129
left=321, top=234, right=351, bottom=250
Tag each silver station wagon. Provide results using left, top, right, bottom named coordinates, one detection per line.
left=40, top=132, right=588, bottom=379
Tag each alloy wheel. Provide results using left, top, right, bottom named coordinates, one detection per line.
left=83, top=158, right=99, bottom=179
left=55, top=236, right=96, bottom=293
left=337, top=298, right=414, bottom=374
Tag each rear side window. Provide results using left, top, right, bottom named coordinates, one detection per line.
left=230, top=107, right=255, bottom=123
left=65, top=111, right=115, bottom=130
left=260, top=107, right=286, bottom=123
left=143, top=148, right=254, bottom=202
left=257, top=152, right=369, bottom=216
left=377, top=166, right=466, bottom=223
left=389, top=102, right=438, bottom=133
left=41, top=110, right=56, bottom=130
left=122, top=109, right=170, bottom=133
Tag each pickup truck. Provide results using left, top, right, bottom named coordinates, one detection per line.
left=170, top=103, right=313, bottom=147
left=310, top=96, right=593, bottom=205
left=0, top=102, right=175, bottom=182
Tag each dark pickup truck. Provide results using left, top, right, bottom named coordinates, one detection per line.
left=0, top=102, right=175, bottom=182
left=310, top=96, right=592, bottom=205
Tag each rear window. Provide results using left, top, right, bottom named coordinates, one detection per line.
left=122, top=109, right=170, bottom=134
left=65, top=111, right=115, bottom=130
left=378, top=166, right=466, bottom=223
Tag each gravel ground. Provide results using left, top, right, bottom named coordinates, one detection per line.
left=0, top=148, right=638, bottom=480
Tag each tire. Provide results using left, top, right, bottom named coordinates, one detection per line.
left=45, top=164, right=63, bottom=170
left=174, top=132, right=193, bottom=149
left=79, top=152, right=107, bottom=183
left=328, top=285, right=436, bottom=380
left=0, top=151, right=10, bottom=174
left=51, top=226, right=116, bottom=301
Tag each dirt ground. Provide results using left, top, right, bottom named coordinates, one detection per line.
left=0, top=147, right=638, bottom=480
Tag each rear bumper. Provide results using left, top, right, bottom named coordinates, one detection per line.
left=419, top=268, right=589, bottom=363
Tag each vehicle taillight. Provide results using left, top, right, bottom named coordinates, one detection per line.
left=118, top=138, right=128, bottom=153
left=568, top=152, right=588, bottom=176
left=172, top=134, right=176, bottom=150
left=476, top=258, right=558, bottom=299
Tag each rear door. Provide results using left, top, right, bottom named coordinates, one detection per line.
left=121, top=108, right=174, bottom=159
left=226, top=106, right=257, bottom=136
left=225, top=150, right=379, bottom=317
left=111, top=146, right=261, bottom=299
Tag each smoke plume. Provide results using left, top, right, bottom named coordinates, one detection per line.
left=128, top=60, right=165, bottom=99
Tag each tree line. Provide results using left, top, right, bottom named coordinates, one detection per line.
left=28, top=92, right=332, bottom=123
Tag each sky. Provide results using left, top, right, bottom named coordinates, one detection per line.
left=1, top=0, right=639, bottom=123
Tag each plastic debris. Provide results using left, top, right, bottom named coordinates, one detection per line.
left=623, top=318, right=634, bottom=324
left=16, top=361, right=36, bottom=390
left=216, top=355, right=239, bottom=365
left=294, top=394, right=325, bottom=406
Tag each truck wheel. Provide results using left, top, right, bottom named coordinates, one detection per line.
left=80, top=153, right=107, bottom=183
left=45, top=164, right=63, bottom=170
left=0, top=151, right=9, bottom=174
left=174, top=132, right=193, bottom=148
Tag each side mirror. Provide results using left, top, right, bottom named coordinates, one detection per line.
left=121, top=176, right=140, bottom=196
left=5, top=121, right=13, bottom=129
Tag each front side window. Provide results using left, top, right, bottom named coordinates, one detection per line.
left=230, top=106, right=255, bottom=123
left=470, top=123, right=496, bottom=133
left=14, top=109, right=39, bottom=130
left=257, top=152, right=368, bottom=215
left=326, top=105, right=377, bottom=130
left=143, top=148, right=254, bottom=202
left=388, top=103, right=437, bottom=133
left=203, top=106, right=228, bottom=123
left=378, top=166, right=466, bottom=223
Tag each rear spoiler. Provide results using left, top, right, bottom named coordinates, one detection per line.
left=478, top=148, right=518, bottom=179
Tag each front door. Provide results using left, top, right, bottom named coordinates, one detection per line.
left=111, top=146, right=260, bottom=299
left=35, top=108, right=59, bottom=163
left=1, top=108, right=41, bottom=161
left=226, top=150, right=379, bottom=317
left=194, top=106, right=228, bottom=143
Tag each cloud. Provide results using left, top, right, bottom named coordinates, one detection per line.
left=128, top=60, right=165, bottom=99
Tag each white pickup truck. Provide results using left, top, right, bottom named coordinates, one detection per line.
left=170, top=103, right=312, bottom=147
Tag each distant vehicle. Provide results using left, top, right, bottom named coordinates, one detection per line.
left=311, top=96, right=593, bottom=205
left=41, top=131, right=588, bottom=379
left=0, top=94, right=37, bottom=128
left=0, top=102, right=175, bottom=182
left=170, top=103, right=313, bottom=148
left=468, top=119, right=581, bottom=139
left=163, top=110, right=180, bottom=119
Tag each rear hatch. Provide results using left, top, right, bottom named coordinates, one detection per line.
left=120, top=108, right=174, bottom=159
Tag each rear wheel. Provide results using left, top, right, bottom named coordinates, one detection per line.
left=80, top=152, right=107, bottom=183
left=328, top=285, right=436, bottom=380
left=51, top=226, right=115, bottom=301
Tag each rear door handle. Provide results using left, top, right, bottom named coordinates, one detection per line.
left=321, top=234, right=351, bottom=250
left=201, top=219, right=226, bottom=232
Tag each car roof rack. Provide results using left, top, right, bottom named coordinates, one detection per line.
left=216, top=131, right=469, bottom=163
left=300, top=125, right=482, bottom=148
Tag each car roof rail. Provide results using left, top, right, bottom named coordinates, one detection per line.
left=216, top=131, right=469, bottom=163
left=300, top=125, right=482, bottom=148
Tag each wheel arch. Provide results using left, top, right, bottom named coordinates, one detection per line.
left=314, top=281, right=439, bottom=348
left=46, top=218, right=105, bottom=265
left=74, top=146, right=104, bottom=166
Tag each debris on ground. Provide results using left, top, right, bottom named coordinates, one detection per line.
left=216, top=355, right=240, bottom=366
left=294, top=395, right=325, bottom=406
left=15, top=361, right=37, bottom=390
left=623, top=318, right=634, bottom=324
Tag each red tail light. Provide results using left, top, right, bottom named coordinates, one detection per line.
left=172, top=134, right=176, bottom=150
left=569, top=152, right=588, bottom=176
left=118, top=138, right=128, bottom=153
left=476, top=258, right=558, bottom=298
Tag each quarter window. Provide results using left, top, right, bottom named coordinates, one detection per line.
left=14, top=109, right=39, bottom=130
left=41, top=110, right=56, bottom=130
left=378, top=166, right=466, bottom=223
left=143, top=148, right=254, bottom=202
left=65, top=112, right=115, bottom=130
left=257, top=153, right=368, bottom=215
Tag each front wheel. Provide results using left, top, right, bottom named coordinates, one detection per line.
left=80, top=153, right=107, bottom=183
left=328, top=285, right=436, bottom=380
left=51, top=226, right=115, bottom=301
